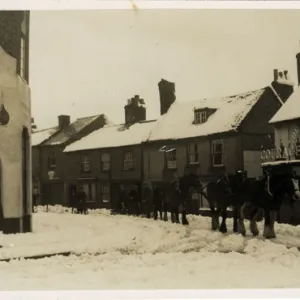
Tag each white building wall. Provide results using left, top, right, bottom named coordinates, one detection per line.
left=0, top=45, right=31, bottom=232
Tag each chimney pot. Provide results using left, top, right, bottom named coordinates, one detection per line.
left=279, top=71, right=283, bottom=78
left=284, top=70, right=288, bottom=79
left=273, top=69, right=278, bottom=82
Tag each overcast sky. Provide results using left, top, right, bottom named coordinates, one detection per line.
left=29, top=9, right=300, bottom=129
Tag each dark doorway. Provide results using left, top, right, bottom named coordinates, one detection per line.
left=69, top=184, right=77, bottom=207
left=22, top=127, right=31, bottom=232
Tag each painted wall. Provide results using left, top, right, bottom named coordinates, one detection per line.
left=0, top=45, right=31, bottom=233
left=274, top=120, right=300, bottom=149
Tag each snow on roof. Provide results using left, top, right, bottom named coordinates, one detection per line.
left=43, top=115, right=104, bottom=146
left=31, top=127, right=60, bottom=146
left=262, top=159, right=300, bottom=167
left=269, top=87, right=300, bottom=124
left=64, top=120, right=157, bottom=153
left=147, top=88, right=266, bottom=142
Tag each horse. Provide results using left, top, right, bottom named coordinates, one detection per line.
left=205, top=170, right=247, bottom=234
left=163, top=172, right=202, bottom=225
left=206, top=169, right=300, bottom=238
left=238, top=169, right=300, bottom=239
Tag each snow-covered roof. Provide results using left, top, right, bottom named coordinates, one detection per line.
left=262, top=159, right=300, bottom=167
left=146, top=88, right=266, bottom=142
left=64, top=120, right=157, bottom=153
left=43, top=115, right=106, bottom=146
left=31, top=127, right=60, bottom=147
left=269, top=87, right=300, bottom=124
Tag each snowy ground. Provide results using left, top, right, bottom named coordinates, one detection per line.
left=1, top=205, right=300, bottom=290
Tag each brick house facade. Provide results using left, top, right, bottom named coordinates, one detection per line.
left=32, top=114, right=109, bottom=207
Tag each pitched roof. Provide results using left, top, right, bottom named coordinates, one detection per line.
left=269, top=86, right=300, bottom=124
left=64, top=120, right=156, bottom=153
left=31, top=127, right=60, bottom=146
left=146, top=88, right=266, bottom=142
left=43, top=115, right=107, bottom=146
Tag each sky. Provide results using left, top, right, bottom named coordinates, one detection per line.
left=29, top=9, right=300, bottom=129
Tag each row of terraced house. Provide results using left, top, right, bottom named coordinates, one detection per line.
left=31, top=48, right=300, bottom=213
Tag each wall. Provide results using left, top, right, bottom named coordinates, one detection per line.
left=241, top=87, right=282, bottom=136
left=32, top=146, right=40, bottom=178
left=0, top=45, right=31, bottom=233
left=143, top=134, right=243, bottom=182
left=274, top=120, right=300, bottom=149
left=111, top=146, right=142, bottom=182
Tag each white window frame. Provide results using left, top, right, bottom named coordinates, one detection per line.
left=101, top=184, right=110, bottom=203
left=195, top=111, right=207, bottom=124
left=81, top=154, right=91, bottom=172
left=123, top=151, right=134, bottom=170
left=166, top=147, right=177, bottom=169
left=212, top=139, right=224, bottom=167
left=188, top=143, right=199, bottom=164
left=101, top=152, right=110, bottom=171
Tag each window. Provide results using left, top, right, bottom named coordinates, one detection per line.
left=123, top=151, right=134, bottom=170
left=81, top=183, right=96, bottom=202
left=19, top=12, right=29, bottom=82
left=100, top=184, right=110, bottom=203
left=47, top=153, right=56, bottom=169
left=188, top=143, right=199, bottom=164
left=101, top=153, right=110, bottom=171
left=212, top=139, right=224, bottom=167
left=81, top=155, right=91, bottom=172
left=20, top=37, right=26, bottom=79
left=166, top=147, right=177, bottom=169
left=195, top=111, right=207, bottom=124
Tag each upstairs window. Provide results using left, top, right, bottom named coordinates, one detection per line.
left=47, top=152, right=56, bottom=170
left=212, top=139, right=224, bottom=167
left=194, top=111, right=207, bottom=124
left=123, top=151, right=134, bottom=170
left=19, top=11, right=29, bottom=82
left=81, top=154, right=91, bottom=173
left=166, top=147, right=177, bottom=169
left=188, top=143, right=199, bottom=164
left=101, top=153, right=110, bottom=171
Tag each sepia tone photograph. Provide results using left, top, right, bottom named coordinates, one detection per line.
left=1, top=2, right=300, bottom=295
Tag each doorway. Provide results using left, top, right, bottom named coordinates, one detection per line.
left=21, top=127, right=30, bottom=232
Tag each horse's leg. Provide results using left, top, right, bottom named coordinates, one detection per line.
left=263, top=207, right=276, bottom=239
left=153, top=205, right=158, bottom=220
left=210, top=203, right=220, bottom=231
left=175, top=205, right=180, bottom=224
left=248, top=205, right=259, bottom=236
left=238, top=202, right=246, bottom=236
left=181, top=201, right=189, bottom=226
left=233, top=205, right=239, bottom=233
left=159, top=207, right=163, bottom=220
left=219, top=208, right=228, bottom=233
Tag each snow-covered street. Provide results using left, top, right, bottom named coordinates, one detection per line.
left=1, top=206, right=300, bottom=290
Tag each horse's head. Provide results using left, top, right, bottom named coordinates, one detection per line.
left=184, top=173, right=203, bottom=192
left=270, top=173, right=300, bottom=201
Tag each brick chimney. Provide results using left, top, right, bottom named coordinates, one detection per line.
left=124, top=95, right=146, bottom=124
left=158, top=79, right=176, bottom=115
left=296, top=41, right=300, bottom=86
left=271, top=68, right=294, bottom=103
left=58, top=115, right=70, bottom=129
